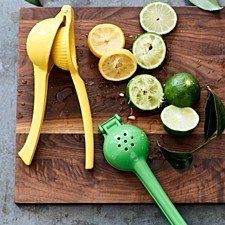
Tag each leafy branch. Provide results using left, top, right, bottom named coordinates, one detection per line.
left=158, top=86, right=225, bottom=169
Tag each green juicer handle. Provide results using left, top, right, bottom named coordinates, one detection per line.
left=134, top=158, right=187, bottom=225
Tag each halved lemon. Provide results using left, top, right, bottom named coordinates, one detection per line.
left=140, top=2, right=177, bottom=35
left=98, top=49, right=137, bottom=81
left=87, top=23, right=125, bottom=58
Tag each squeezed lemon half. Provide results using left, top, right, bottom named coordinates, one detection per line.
left=98, top=49, right=137, bottom=81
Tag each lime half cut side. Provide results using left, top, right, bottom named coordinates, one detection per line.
left=132, top=33, right=166, bottom=70
left=161, top=105, right=199, bottom=137
left=126, top=74, right=164, bottom=111
left=140, top=2, right=178, bottom=35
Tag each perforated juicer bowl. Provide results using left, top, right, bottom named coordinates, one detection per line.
left=51, top=27, right=70, bottom=70
left=102, top=124, right=150, bottom=171
left=51, top=5, right=78, bottom=71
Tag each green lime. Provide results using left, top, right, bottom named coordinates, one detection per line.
left=126, top=74, right=164, bottom=111
left=164, top=73, right=200, bottom=107
left=140, top=2, right=178, bottom=35
left=132, top=33, right=166, bottom=70
left=161, top=105, right=199, bottom=137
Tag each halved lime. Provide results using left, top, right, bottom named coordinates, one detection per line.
left=140, top=2, right=178, bottom=35
left=161, top=105, right=199, bottom=137
left=132, top=33, right=166, bottom=69
left=126, top=74, right=164, bottom=110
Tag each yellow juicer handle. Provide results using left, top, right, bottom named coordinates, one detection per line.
left=71, top=72, right=94, bottom=169
left=18, top=66, right=48, bottom=165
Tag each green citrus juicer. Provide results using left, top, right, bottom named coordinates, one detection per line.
left=99, top=114, right=187, bottom=225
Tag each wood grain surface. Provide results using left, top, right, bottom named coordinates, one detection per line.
left=15, top=7, right=225, bottom=203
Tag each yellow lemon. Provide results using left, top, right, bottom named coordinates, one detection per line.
left=98, top=49, right=137, bottom=81
left=87, top=23, right=125, bottom=58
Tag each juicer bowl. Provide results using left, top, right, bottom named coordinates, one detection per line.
left=102, top=124, right=151, bottom=171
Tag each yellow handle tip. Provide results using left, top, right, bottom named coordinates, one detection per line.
left=85, top=162, right=94, bottom=170
left=18, top=150, right=32, bottom=166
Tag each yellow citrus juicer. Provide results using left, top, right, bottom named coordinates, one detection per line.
left=18, top=8, right=65, bottom=165
left=18, top=5, right=94, bottom=169
left=51, top=6, right=94, bottom=169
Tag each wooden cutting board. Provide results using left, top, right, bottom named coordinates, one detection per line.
left=15, top=7, right=225, bottom=204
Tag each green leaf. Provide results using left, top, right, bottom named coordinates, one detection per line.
left=25, top=0, right=42, bottom=6
left=204, top=90, right=217, bottom=140
left=189, top=0, right=223, bottom=11
left=204, top=86, right=225, bottom=140
left=157, top=141, right=193, bottom=169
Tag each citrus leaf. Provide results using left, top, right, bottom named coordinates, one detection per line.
left=25, top=0, right=42, bottom=6
left=184, top=0, right=194, bottom=6
left=204, top=86, right=225, bottom=140
left=157, top=141, right=193, bottom=169
left=204, top=89, right=217, bottom=140
left=189, top=0, right=223, bottom=11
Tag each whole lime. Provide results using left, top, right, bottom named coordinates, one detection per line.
left=164, top=73, right=200, bottom=107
